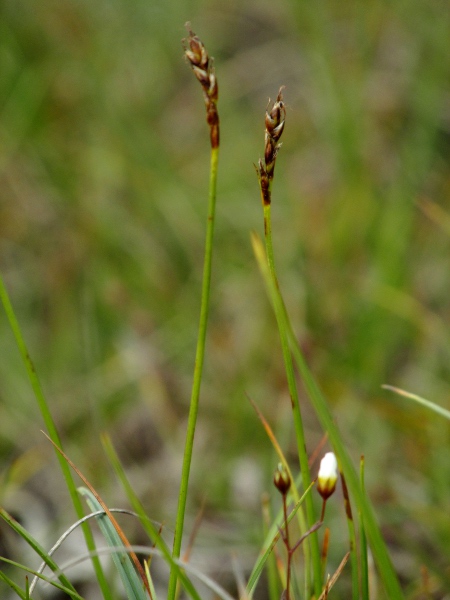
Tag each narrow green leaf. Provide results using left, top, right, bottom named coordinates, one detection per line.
left=383, top=385, right=450, bottom=420
left=0, top=568, right=28, bottom=600
left=0, top=274, right=111, bottom=599
left=0, top=507, right=78, bottom=596
left=0, top=556, right=85, bottom=599
left=359, top=457, right=370, bottom=600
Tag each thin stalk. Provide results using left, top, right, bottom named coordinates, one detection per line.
left=262, top=493, right=280, bottom=600
left=263, top=202, right=322, bottom=597
left=0, top=274, right=111, bottom=600
left=168, top=25, right=220, bottom=600
left=359, top=456, right=369, bottom=600
left=282, top=494, right=293, bottom=600
left=340, top=472, right=359, bottom=600
left=168, top=144, right=219, bottom=600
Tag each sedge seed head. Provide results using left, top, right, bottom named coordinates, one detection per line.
left=182, top=22, right=220, bottom=149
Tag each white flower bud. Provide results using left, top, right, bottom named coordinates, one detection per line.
left=317, top=452, right=338, bottom=500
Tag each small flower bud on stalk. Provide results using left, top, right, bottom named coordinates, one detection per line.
left=183, top=23, right=219, bottom=149
left=273, top=462, right=291, bottom=496
left=317, top=452, right=338, bottom=522
left=317, top=452, right=338, bottom=500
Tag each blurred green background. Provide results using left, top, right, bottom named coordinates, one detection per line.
left=1, top=0, right=449, bottom=597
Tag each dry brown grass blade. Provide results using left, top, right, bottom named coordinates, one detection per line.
left=308, top=433, right=329, bottom=469
left=317, top=551, right=350, bottom=600
left=41, top=431, right=152, bottom=598
left=182, top=498, right=205, bottom=564
left=247, top=394, right=290, bottom=470
left=321, top=527, right=330, bottom=572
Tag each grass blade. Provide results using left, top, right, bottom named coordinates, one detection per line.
left=0, top=274, right=111, bottom=599
left=101, top=434, right=203, bottom=600
left=0, top=568, right=28, bottom=600
left=383, top=385, right=450, bottom=420
left=0, top=556, right=85, bottom=599
left=359, top=456, right=370, bottom=600
left=0, top=507, right=79, bottom=597
left=79, top=487, right=148, bottom=600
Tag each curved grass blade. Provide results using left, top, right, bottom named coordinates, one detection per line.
left=0, top=507, right=78, bottom=596
left=79, top=487, right=148, bottom=600
left=57, top=545, right=235, bottom=600
left=42, top=431, right=151, bottom=597
left=101, top=434, right=203, bottom=600
left=0, top=556, right=84, bottom=599
left=383, top=385, right=450, bottom=420
left=0, top=275, right=111, bottom=599
left=29, top=508, right=139, bottom=596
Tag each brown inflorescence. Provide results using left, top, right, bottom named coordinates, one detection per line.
left=257, top=87, right=286, bottom=205
left=183, top=23, right=219, bottom=149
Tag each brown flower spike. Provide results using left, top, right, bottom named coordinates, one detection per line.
left=257, top=87, right=286, bottom=206
left=183, top=23, right=219, bottom=149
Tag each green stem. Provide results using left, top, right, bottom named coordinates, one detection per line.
left=262, top=202, right=322, bottom=598
left=341, top=472, right=359, bottom=600
left=168, top=145, right=219, bottom=600
left=359, top=457, right=370, bottom=600
left=0, top=274, right=112, bottom=599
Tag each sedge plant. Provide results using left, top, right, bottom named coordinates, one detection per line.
left=168, top=23, right=220, bottom=600
left=255, top=88, right=322, bottom=597
left=253, top=90, right=404, bottom=598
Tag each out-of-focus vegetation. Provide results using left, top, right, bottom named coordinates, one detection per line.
left=0, top=0, right=449, bottom=597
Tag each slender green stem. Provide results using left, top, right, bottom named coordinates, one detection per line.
left=262, top=203, right=322, bottom=597
left=340, top=472, right=359, bottom=600
left=261, top=493, right=280, bottom=600
left=167, top=145, right=219, bottom=600
left=0, top=274, right=112, bottom=600
left=359, top=456, right=370, bottom=600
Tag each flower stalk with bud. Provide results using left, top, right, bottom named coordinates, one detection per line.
left=168, top=24, right=220, bottom=600
left=274, top=463, right=323, bottom=600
